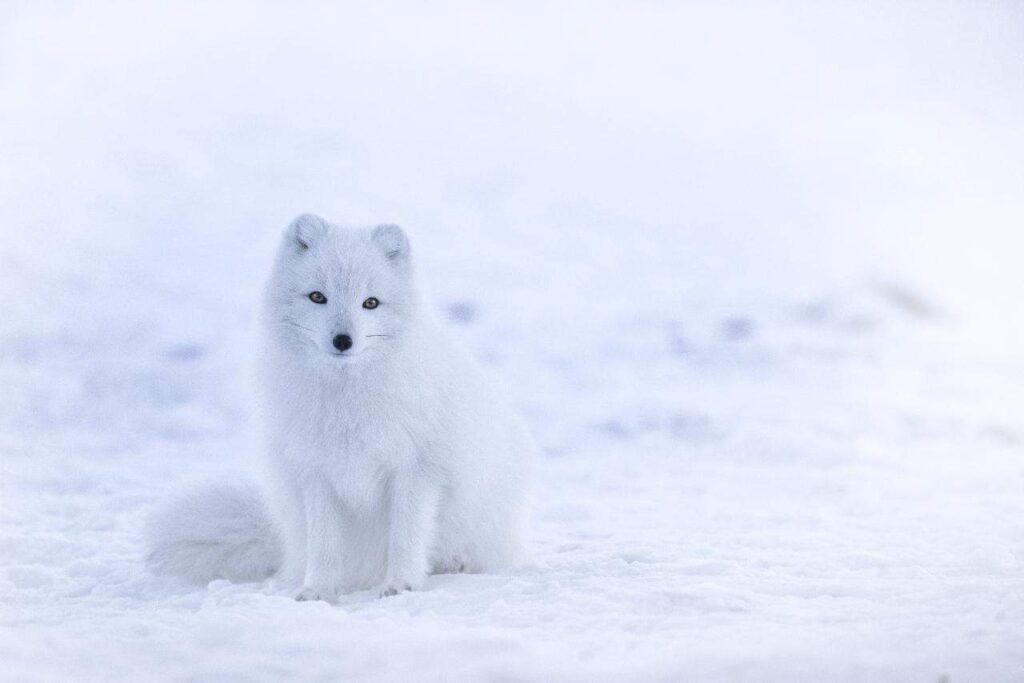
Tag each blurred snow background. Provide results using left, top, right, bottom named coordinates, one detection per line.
left=1, top=1, right=1023, bottom=681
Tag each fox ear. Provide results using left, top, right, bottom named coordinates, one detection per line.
left=285, top=214, right=328, bottom=251
left=372, top=224, right=409, bottom=261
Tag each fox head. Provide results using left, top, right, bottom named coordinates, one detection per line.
left=264, top=214, right=419, bottom=365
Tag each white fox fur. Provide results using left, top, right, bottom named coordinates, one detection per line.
left=146, top=215, right=534, bottom=600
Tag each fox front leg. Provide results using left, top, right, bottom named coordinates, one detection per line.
left=295, top=478, right=345, bottom=603
left=378, top=470, right=441, bottom=598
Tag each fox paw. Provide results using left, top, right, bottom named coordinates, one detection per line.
left=295, top=585, right=338, bottom=603
left=433, top=557, right=466, bottom=574
left=377, top=580, right=412, bottom=598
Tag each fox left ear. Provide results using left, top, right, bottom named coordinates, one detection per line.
left=372, top=224, right=410, bottom=261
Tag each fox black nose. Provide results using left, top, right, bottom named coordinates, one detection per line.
left=332, top=334, right=353, bottom=352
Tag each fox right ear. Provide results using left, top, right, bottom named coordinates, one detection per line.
left=285, top=214, right=328, bottom=251
left=372, top=224, right=409, bottom=261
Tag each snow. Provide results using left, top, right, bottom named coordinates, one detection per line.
left=2, top=1, right=1024, bottom=681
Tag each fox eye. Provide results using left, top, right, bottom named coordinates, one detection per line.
left=362, top=297, right=379, bottom=310
left=308, top=291, right=327, bottom=304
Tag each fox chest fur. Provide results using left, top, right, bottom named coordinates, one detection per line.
left=264, top=358, right=449, bottom=512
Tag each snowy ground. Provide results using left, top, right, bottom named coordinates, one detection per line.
left=2, top=2, right=1024, bottom=681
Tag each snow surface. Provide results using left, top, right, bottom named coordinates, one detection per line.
left=2, top=2, right=1024, bottom=681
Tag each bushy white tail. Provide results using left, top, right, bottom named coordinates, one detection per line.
left=146, top=480, right=282, bottom=585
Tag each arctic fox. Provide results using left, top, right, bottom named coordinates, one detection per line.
left=147, top=214, right=534, bottom=600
